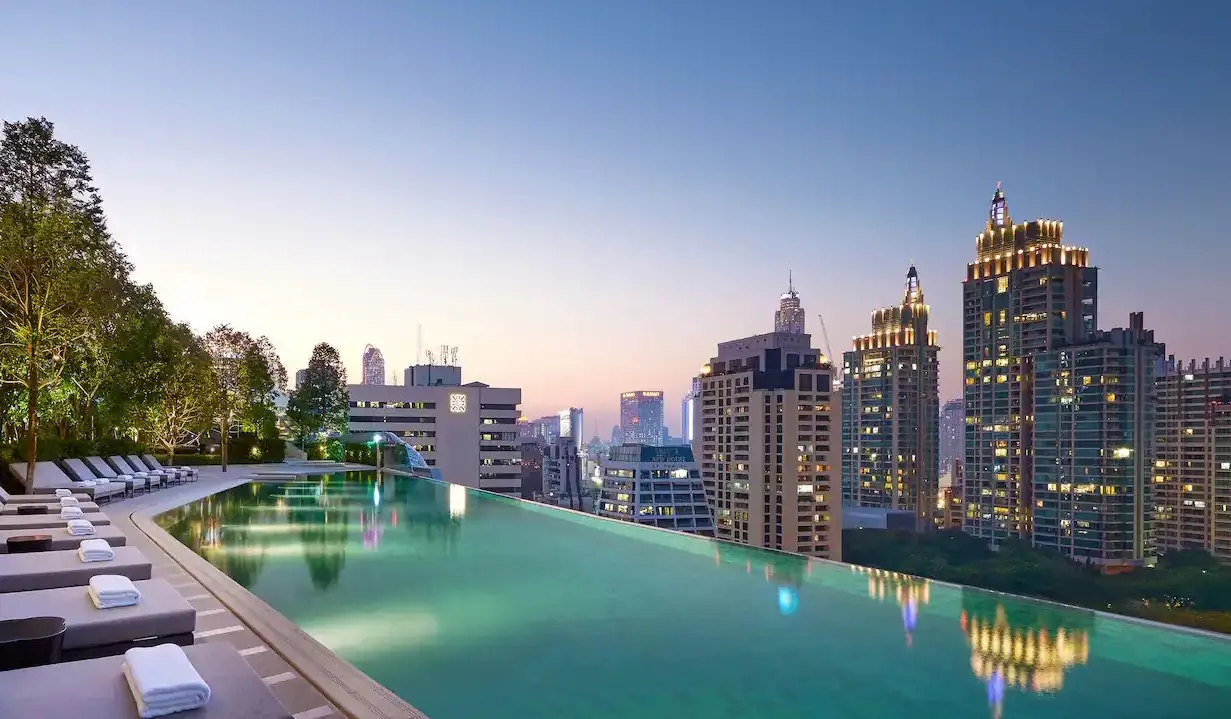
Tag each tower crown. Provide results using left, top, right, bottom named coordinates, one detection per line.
left=989, top=182, right=1011, bottom=229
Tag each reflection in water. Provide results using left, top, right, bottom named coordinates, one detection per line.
left=713, top=545, right=809, bottom=616
left=850, top=566, right=931, bottom=647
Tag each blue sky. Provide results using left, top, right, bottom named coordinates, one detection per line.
left=2, top=1, right=1228, bottom=436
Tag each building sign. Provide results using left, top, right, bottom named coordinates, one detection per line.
left=449, top=393, right=467, bottom=414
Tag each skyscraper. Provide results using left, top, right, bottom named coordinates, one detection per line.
left=963, top=185, right=1097, bottom=543
left=681, top=377, right=701, bottom=444
left=841, top=265, right=940, bottom=531
left=697, top=331, right=840, bottom=560
left=1155, top=356, right=1231, bottom=561
left=361, top=344, right=386, bottom=386
left=939, top=398, right=964, bottom=476
left=620, top=391, right=664, bottom=445
left=558, top=407, right=584, bottom=441
left=1032, top=312, right=1163, bottom=567
left=774, top=272, right=806, bottom=334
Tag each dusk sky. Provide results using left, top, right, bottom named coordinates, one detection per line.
left=2, top=1, right=1228, bottom=437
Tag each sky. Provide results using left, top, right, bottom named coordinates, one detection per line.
left=2, top=1, right=1229, bottom=438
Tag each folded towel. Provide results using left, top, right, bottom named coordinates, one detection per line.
left=78, top=479, right=97, bottom=486
left=79, top=538, right=115, bottom=563
left=55, top=489, right=73, bottom=497
left=66, top=519, right=96, bottom=536
left=122, top=644, right=211, bottom=718
left=88, top=574, right=141, bottom=609
left=60, top=506, right=84, bottom=520
left=59, top=496, right=80, bottom=507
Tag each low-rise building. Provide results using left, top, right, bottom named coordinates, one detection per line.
left=595, top=445, right=713, bottom=536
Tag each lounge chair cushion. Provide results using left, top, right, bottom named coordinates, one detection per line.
left=0, top=524, right=128, bottom=553
left=0, top=545, right=152, bottom=593
left=0, top=641, right=292, bottom=719
left=0, top=578, right=195, bottom=650
left=0, top=512, right=111, bottom=530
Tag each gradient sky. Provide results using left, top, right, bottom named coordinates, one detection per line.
left=3, top=1, right=1229, bottom=438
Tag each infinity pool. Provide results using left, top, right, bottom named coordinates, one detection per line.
left=155, top=472, right=1231, bottom=718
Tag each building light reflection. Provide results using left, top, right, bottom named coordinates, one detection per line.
left=449, top=484, right=467, bottom=519
left=959, top=603, right=1091, bottom=699
left=850, top=566, right=930, bottom=646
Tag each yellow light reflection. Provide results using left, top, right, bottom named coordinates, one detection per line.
left=449, top=484, right=467, bottom=519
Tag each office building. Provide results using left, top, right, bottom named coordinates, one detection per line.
left=1155, top=356, right=1231, bottom=561
left=348, top=372, right=522, bottom=495
left=362, top=344, right=386, bottom=386
left=404, top=362, right=462, bottom=387
left=294, top=369, right=307, bottom=390
left=963, top=184, right=1097, bottom=543
left=682, top=377, right=701, bottom=445
left=939, top=398, right=964, bottom=476
left=518, top=436, right=545, bottom=500
left=774, top=273, right=806, bottom=334
left=620, top=391, right=664, bottom=446
left=543, top=435, right=590, bottom=511
left=558, top=407, right=584, bottom=441
left=841, top=265, right=940, bottom=531
left=1032, top=313, right=1163, bottom=568
left=697, top=331, right=840, bottom=560
left=595, top=445, right=713, bottom=535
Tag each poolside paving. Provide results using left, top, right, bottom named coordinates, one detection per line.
left=108, top=464, right=346, bottom=719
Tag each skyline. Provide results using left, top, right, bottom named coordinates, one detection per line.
left=2, top=2, right=1228, bottom=435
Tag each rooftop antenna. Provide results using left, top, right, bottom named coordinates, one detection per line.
left=425, top=349, right=435, bottom=366
left=416, top=324, right=422, bottom=364
left=450, top=346, right=458, bottom=366
left=440, top=345, right=448, bottom=366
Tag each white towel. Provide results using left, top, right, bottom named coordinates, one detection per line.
left=60, top=506, right=84, bottom=520
left=59, top=496, right=80, bottom=507
left=122, top=644, right=211, bottom=718
left=88, top=574, right=141, bottom=609
left=78, top=538, right=115, bottom=563
left=66, top=519, right=96, bottom=536
left=78, top=479, right=97, bottom=487
left=55, top=489, right=72, bottom=497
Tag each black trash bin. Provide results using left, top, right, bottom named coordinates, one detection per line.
left=6, top=535, right=52, bottom=553
left=16, top=504, right=48, bottom=515
left=0, top=616, right=68, bottom=670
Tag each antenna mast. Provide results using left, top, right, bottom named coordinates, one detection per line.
left=416, top=324, right=422, bottom=364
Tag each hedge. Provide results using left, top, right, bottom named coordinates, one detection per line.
left=157, top=437, right=286, bottom=465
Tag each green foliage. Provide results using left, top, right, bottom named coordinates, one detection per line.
left=286, top=342, right=348, bottom=442
left=4, top=436, right=145, bottom=462
left=144, top=323, right=217, bottom=462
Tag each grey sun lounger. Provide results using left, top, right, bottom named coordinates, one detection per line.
left=0, top=511, right=111, bottom=531
left=0, top=578, right=196, bottom=659
left=6, top=461, right=126, bottom=501
left=108, top=455, right=168, bottom=490
left=0, top=485, right=92, bottom=504
left=0, top=523, right=128, bottom=553
left=128, top=454, right=184, bottom=484
left=0, top=641, right=293, bottom=719
left=0, top=545, right=152, bottom=593
left=142, top=453, right=199, bottom=481
left=85, top=456, right=148, bottom=493
left=63, top=457, right=142, bottom=495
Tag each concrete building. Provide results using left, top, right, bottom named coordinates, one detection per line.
left=1155, top=356, right=1231, bottom=561
left=774, top=272, right=806, bottom=334
left=518, top=436, right=544, bottom=500
left=294, top=369, right=307, bottom=390
left=939, top=398, right=964, bottom=476
left=558, top=407, right=583, bottom=441
left=361, top=344, right=386, bottom=386
left=595, top=444, right=713, bottom=535
left=404, top=362, right=462, bottom=387
left=841, top=265, right=940, bottom=531
left=542, top=435, right=590, bottom=511
left=348, top=375, right=522, bottom=495
left=697, top=331, right=840, bottom=560
left=1032, top=312, right=1163, bottom=568
left=963, top=184, right=1098, bottom=544
left=937, top=459, right=964, bottom=530
left=620, top=391, right=664, bottom=446
left=682, top=377, right=701, bottom=445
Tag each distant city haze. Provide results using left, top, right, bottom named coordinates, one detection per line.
left=2, top=2, right=1226, bottom=435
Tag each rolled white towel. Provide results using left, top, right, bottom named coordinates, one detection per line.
left=78, top=479, right=97, bottom=487
left=60, top=506, right=84, bottom=520
left=88, top=574, right=141, bottom=609
left=78, top=538, right=115, bottom=563
left=122, top=644, right=211, bottom=718
left=59, top=496, right=80, bottom=507
left=66, top=519, right=96, bottom=536
left=55, top=489, right=73, bottom=497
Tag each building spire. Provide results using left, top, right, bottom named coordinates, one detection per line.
left=904, top=263, right=924, bottom=305
left=788, top=270, right=795, bottom=294
left=989, top=182, right=1010, bottom=229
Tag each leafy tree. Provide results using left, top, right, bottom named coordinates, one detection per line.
left=203, top=325, right=285, bottom=471
left=144, top=324, right=217, bottom=464
left=286, top=342, right=348, bottom=442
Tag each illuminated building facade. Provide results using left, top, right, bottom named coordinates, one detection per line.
left=774, top=273, right=806, bottom=334
left=1155, top=356, right=1231, bottom=561
left=595, top=445, right=713, bottom=535
left=558, top=407, right=583, bottom=441
left=940, top=398, right=964, bottom=475
left=620, top=391, right=664, bottom=446
left=938, top=459, right=964, bottom=529
left=697, top=331, right=840, bottom=560
left=682, top=377, right=701, bottom=445
left=361, top=344, right=386, bottom=386
left=1033, top=313, right=1163, bottom=568
left=842, top=265, right=940, bottom=530
left=963, top=184, right=1098, bottom=543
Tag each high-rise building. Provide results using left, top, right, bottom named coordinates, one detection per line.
left=595, top=445, right=714, bottom=536
left=681, top=377, right=701, bottom=445
left=1155, top=356, right=1231, bottom=561
left=697, top=331, right=840, bottom=560
left=939, top=398, right=964, bottom=476
left=938, top=459, right=964, bottom=529
left=841, top=265, right=940, bottom=531
left=620, top=391, right=664, bottom=446
left=294, top=368, right=308, bottom=390
left=1032, top=313, right=1163, bottom=568
left=543, top=435, right=589, bottom=511
left=774, top=273, right=806, bottom=334
left=558, top=407, right=583, bottom=441
left=361, top=344, right=386, bottom=386
left=610, top=425, right=622, bottom=446
left=963, top=184, right=1097, bottom=544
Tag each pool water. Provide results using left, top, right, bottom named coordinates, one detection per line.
left=155, top=473, right=1231, bottom=718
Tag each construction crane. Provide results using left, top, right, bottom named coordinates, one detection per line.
left=816, top=314, right=835, bottom=365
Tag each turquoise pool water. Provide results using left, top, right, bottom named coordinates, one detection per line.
left=155, top=473, right=1231, bottom=718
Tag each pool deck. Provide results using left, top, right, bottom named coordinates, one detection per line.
left=110, top=463, right=426, bottom=719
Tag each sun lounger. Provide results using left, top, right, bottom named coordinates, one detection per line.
left=109, top=456, right=168, bottom=489
left=0, top=545, right=152, bottom=593
left=127, top=455, right=184, bottom=485
left=85, top=456, right=147, bottom=494
left=0, top=524, right=128, bottom=553
left=0, top=485, right=92, bottom=505
left=142, top=454, right=199, bottom=481
left=63, top=457, right=142, bottom=495
left=6, top=461, right=127, bottom=501
left=0, top=642, right=292, bottom=719
left=0, top=496, right=99, bottom=514
left=0, top=578, right=195, bottom=660
left=0, top=512, right=111, bottom=531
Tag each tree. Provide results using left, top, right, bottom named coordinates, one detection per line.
left=144, top=325, right=217, bottom=464
left=286, top=342, right=348, bottom=442
left=203, top=325, right=285, bottom=471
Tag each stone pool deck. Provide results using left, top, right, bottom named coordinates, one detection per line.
left=109, top=463, right=426, bottom=719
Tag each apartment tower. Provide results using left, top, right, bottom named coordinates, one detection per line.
left=361, top=344, right=387, bottom=386
left=841, top=265, right=940, bottom=531
left=962, top=184, right=1097, bottom=542
left=774, top=273, right=806, bottom=334
left=620, top=391, right=665, bottom=446
left=697, top=331, right=840, bottom=560
left=1155, top=356, right=1231, bottom=561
